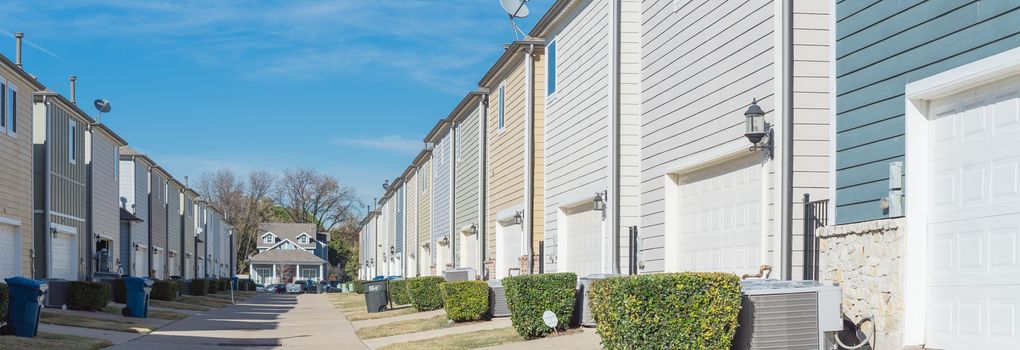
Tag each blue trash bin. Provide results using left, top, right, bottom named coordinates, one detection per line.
left=2, top=277, right=48, bottom=337
left=122, top=276, right=153, bottom=318
left=230, top=277, right=238, bottom=290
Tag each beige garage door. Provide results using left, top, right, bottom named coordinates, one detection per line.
left=497, top=222, right=522, bottom=279
left=0, top=224, right=17, bottom=278
left=51, top=233, right=76, bottom=280
left=675, top=153, right=762, bottom=276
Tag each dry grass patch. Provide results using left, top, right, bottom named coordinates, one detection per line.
left=0, top=332, right=112, bottom=350
left=377, top=327, right=525, bottom=350
left=102, top=306, right=189, bottom=320
left=40, top=311, right=154, bottom=334
left=356, top=314, right=453, bottom=339
left=327, top=293, right=419, bottom=321
left=345, top=307, right=418, bottom=321
left=150, top=299, right=210, bottom=311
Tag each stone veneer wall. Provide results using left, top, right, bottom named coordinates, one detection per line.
left=817, top=218, right=905, bottom=350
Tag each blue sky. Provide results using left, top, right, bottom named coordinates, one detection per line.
left=0, top=0, right=551, bottom=204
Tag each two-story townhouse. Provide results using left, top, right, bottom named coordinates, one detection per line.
left=401, top=164, right=419, bottom=277
left=426, top=119, right=455, bottom=273
left=206, top=207, right=220, bottom=277
left=34, top=88, right=94, bottom=281
left=119, top=146, right=152, bottom=277
left=250, top=223, right=326, bottom=284
left=414, top=149, right=433, bottom=276
left=479, top=39, right=547, bottom=280
left=86, top=121, right=127, bottom=279
left=393, top=179, right=405, bottom=277
left=182, top=187, right=197, bottom=279
left=166, top=177, right=183, bottom=278
left=148, top=166, right=169, bottom=279
left=194, top=197, right=207, bottom=278
left=819, top=2, right=1020, bottom=349
left=361, top=209, right=379, bottom=278
left=381, top=188, right=396, bottom=276
left=450, top=91, right=487, bottom=273
left=637, top=0, right=832, bottom=282
left=531, top=0, right=641, bottom=278
left=0, top=37, right=43, bottom=280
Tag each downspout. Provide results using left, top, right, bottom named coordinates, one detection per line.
left=781, top=0, right=795, bottom=280
left=43, top=96, right=53, bottom=279
left=608, top=0, right=621, bottom=275
left=450, top=122, right=457, bottom=268
left=524, top=43, right=536, bottom=275
left=86, top=125, right=94, bottom=280
left=148, top=166, right=154, bottom=278
left=412, top=165, right=420, bottom=277
left=478, top=94, right=488, bottom=277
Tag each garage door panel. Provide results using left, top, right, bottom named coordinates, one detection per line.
left=0, top=224, right=17, bottom=278
left=927, top=286, right=1020, bottom=348
left=51, top=234, right=75, bottom=280
left=563, top=207, right=602, bottom=278
left=498, top=223, right=522, bottom=278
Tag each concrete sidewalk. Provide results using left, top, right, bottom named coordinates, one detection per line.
left=39, top=323, right=143, bottom=345
left=110, top=293, right=369, bottom=349
left=363, top=318, right=513, bottom=349
left=477, top=328, right=602, bottom=350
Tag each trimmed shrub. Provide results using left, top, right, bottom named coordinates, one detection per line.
left=67, top=281, right=111, bottom=311
left=352, top=280, right=366, bottom=294
left=190, top=279, right=209, bottom=296
left=441, top=281, right=488, bottom=322
left=407, top=276, right=445, bottom=312
left=111, top=279, right=127, bottom=303
left=388, top=279, right=411, bottom=305
left=151, top=280, right=180, bottom=301
left=589, top=272, right=742, bottom=350
left=0, top=283, right=8, bottom=323
left=503, top=273, right=577, bottom=338
left=206, top=278, right=218, bottom=294
left=218, top=279, right=228, bottom=292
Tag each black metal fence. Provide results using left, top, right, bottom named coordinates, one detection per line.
left=803, top=194, right=829, bottom=280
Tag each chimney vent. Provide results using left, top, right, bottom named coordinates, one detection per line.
left=69, top=75, right=77, bottom=104
left=14, top=32, right=23, bottom=68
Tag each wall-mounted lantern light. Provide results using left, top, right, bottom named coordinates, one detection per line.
left=410, top=253, right=416, bottom=259
left=513, top=211, right=524, bottom=225
left=743, top=98, right=773, bottom=157
left=469, top=224, right=478, bottom=235
left=438, top=235, right=450, bottom=246
left=422, top=242, right=431, bottom=251
left=390, top=245, right=395, bottom=255
left=593, top=191, right=607, bottom=211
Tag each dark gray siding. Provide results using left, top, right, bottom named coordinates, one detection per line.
left=835, top=0, right=1020, bottom=223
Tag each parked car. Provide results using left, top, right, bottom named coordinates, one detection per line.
left=272, top=284, right=286, bottom=294
left=285, top=283, right=302, bottom=294
left=255, top=284, right=266, bottom=292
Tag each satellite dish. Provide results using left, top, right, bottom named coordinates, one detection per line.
left=94, top=99, right=111, bottom=113
left=500, top=0, right=529, bottom=18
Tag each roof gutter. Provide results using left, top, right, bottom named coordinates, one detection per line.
left=525, top=43, right=536, bottom=275
left=609, top=0, right=621, bottom=275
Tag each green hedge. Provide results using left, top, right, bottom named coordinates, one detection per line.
left=111, top=279, right=127, bottom=303
left=407, top=276, right=445, bottom=312
left=352, top=280, right=366, bottom=294
left=503, top=273, right=576, bottom=338
left=441, top=281, right=488, bottom=322
left=388, top=279, right=411, bottom=305
left=0, top=283, right=8, bottom=323
left=589, top=272, right=742, bottom=350
left=190, top=279, right=209, bottom=296
left=151, top=280, right=180, bottom=301
left=68, top=281, right=111, bottom=311
left=218, top=279, right=229, bottom=292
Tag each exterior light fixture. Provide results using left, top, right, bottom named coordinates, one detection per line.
left=410, top=253, right=416, bottom=259
left=743, top=98, right=773, bottom=157
left=593, top=191, right=607, bottom=211
left=513, top=211, right=524, bottom=225
left=422, top=242, right=431, bottom=251
left=469, top=224, right=478, bottom=235
left=438, top=235, right=450, bottom=246
left=390, top=245, right=395, bottom=255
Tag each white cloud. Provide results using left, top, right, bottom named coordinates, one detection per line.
left=332, top=135, right=422, bottom=155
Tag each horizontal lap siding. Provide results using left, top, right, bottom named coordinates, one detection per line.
left=92, top=134, right=121, bottom=267
left=834, top=0, right=1020, bottom=224
left=150, top=172, right=167, bottom=259
left=618, top=0, right=642, bottom=274
left=417, top=158, right=431, bottom=271
left=544, top=0, right=611, bottom=275
left=432, top=130, right=452, bottom=266
left=47, top=104, right=89, bottom=279
left=405, top=171, right=418, bottom=274
left=485, top=60, right=527, bottom=265
left=533, top=48, right=546, bottom=254
left=455, top=106, right=481, bottom=232
left=396, top=186, right=404, bottom=255
left=640, top=0, right=776, bottom=273
left=184, top=194, right=195, bottom=279
left=0, top=65, right=34, bottom=277
left=167, top=182, right=182, bottom=275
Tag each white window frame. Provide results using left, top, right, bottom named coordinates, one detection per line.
left=0, top=77, right=6, bottom=134
left=455, top=123, right=462, bottom=162
left=1, top=77, right=17, bottom=138
left=68, top=120, right=77, bottom=164
left=497, top=82, right=505, bottom=132
left=547, top=38, right=557, bottom=97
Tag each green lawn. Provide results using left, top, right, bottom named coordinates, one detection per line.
left=40, top=312, right=154, bottom=334
left=0, top=332, right=112, bottom=350
left=377, top=327, right=524, bottom=350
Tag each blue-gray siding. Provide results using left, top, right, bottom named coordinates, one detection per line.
left=834, top=0, right=1020, bottom=223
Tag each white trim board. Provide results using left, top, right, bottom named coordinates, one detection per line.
left=903, top=45, right=1020, bottom=347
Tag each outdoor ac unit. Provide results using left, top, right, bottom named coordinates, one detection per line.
left=577, top=274, right=618, bottom=327
left=733, top=280, right=843, bottom=350
left=442, top=267, right=476, bottom=281
left=488, top=279, right=510, bottom=318
left=43, top=278, right=69, bottom=308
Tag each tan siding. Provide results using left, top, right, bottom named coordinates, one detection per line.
left=485, top=59, right=527, bottom=271
left=0, top=62, right=34, bottom=277
left=90, top=132, right=121, bottom=267
left=405, top=170, right=418, bottom=275
left=532, top=52, right=546, bottom=253
left=417, top=157, right=432, bottom=274
left=44, top=100, right=90, bottom=279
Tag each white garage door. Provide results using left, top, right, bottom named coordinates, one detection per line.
left=675, top=153, right=761, bottom=276
left=0, top=224, right=17, bottom=278
left=153, top=249, right=164, bottom=279
left=926, top=83, right=1020, bottom=349
left=51, top=233, right=76, bottom=280
left=498, top=222, right=522, bottom=279
left=460, top=232, right=478, bottom=271
left=563, top=206, right=603, bottom=278
left=134, top=248, right=147, bottom=277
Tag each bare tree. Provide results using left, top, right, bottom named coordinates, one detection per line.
left=196, top=169, right=276, bottom=273
left=275, top=168, right=362, bottom=231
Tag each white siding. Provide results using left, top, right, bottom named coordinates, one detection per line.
left=432, top=128, right=452, bottom=268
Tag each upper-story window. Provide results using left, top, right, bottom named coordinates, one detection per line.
left=455, top=123, right=461, bottom=162
left=263, top=235, right=274, bottom=244
left=1, top=78, right=16, bottom=137
left=0, top=79, right=6, bottom=133
left=547, top=39, right=557, bottom=96
left=69, top=120, right=77, bottom=164
left=497, top=83, right=505, bottom=130
left=299, top=235, right=309, bottom=244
